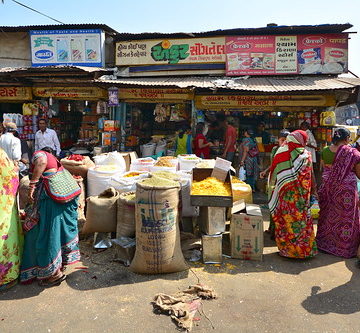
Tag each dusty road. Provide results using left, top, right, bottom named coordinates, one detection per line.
left=1, top=219, right=360, bottom=333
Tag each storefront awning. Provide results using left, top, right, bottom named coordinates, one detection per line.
left=97, top=76, right=360, bottom=93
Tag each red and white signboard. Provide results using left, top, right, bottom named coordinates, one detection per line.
left=225, top=33, right=348, bottom=76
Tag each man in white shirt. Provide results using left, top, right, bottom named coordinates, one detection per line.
left=0, top=122, right=22, bottom=162
left=300, top=121, right=317, bottom=163
left=35, top=118, right=61, bottom=156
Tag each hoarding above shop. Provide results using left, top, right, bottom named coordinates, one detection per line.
left=119, top=88, right=194, bottom=101
left=30, top=29, right=104, bottom=67
left=0, top=87, right=32, bottom=100
left=195, top=94, right=336, bottom=109
left=226, top=33, right=348, bottom=76
left=33, top=87, right=107, bottom=100
left=116, top=37, right=225, bottom=66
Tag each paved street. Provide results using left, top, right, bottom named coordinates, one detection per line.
left=1, top=217, right=360, bottom=333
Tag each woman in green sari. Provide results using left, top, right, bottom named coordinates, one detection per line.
left=0, top=148, right=23, bottom=290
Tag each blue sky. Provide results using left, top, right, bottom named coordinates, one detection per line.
left=0, top=0, right=359, bottom=75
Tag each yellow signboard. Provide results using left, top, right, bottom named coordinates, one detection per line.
left=0, top=87, right=32, bottom=100
left=116, top=37, right=225, bottom=66
left=33, top=87, right=107, bottom=100
left=195, top=94, right=336, bottom=109
left=119, top=88, right=194, bottom=101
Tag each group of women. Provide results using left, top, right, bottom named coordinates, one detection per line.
left=0, top=146, right=80, bottom=291
left=269, top=128, right=360, bottom=260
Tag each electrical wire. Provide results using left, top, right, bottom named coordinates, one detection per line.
left=10, top=0, right=66, bottom=24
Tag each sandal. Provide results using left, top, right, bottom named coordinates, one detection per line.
left=38, top=274, right=67, bottom=288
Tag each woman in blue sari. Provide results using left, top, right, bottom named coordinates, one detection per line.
left=20, top=147, right=80, bottom=287
left=239, top=129, right=260, bottom=192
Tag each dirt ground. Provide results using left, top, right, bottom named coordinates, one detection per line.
left=1, top=210, right=360, bottom=333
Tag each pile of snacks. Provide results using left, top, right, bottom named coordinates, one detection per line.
left=154, top=159, right=174, bottom=167
left=191, top=177, right=232, bottom=196
left=151, top=171, right=180, bottom=181
left=123, top=172, right=143, bottom=178
left=140, top=177, right=179, bottom=187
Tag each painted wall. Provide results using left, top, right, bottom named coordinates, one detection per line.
left=0, top=32, right=31, bottom=67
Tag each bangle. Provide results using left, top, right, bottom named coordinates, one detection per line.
left=30, top=180, right=39, bottom=184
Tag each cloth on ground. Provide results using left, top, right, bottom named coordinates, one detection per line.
left=152, top=284, right=217, bottom=331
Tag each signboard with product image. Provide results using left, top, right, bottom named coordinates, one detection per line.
left=225, top=33, right=348, bottom=76
left=30, top=29, right=104, bottom=67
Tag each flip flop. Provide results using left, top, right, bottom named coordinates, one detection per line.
left=38, top=275, right=67, bottom=288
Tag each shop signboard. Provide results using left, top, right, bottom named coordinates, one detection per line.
left=108, top=87, right=119, bottom=106
left=119, top=88, right=194, bottom=101
left=30, top=29, right=104, bottom=67
left=116, top=37, right=225, bottom=66
left=0, top=87, right=32, bottom=100
left=226, top=33, right=348, bottom=76
left=33, top=87, right=107, bottom=99
left=195, top=94, right=336, bottom=109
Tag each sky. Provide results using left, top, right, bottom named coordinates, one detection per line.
left=0, top=0, right=359, bottom=75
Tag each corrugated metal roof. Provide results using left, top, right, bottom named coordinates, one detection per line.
left=0, top=65, right=109, bottom=73
left=0, top=24, right=118, bottom=34
left=96, top=76, right=360, bottom=92
left=115, top=23, right=353, bottom=41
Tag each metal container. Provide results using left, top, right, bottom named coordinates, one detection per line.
left=199, top=206, right=226, bottom=235
left=202, top=234, right=223, bottom=264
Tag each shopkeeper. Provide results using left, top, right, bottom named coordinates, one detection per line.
left=256, top=122, right=271, bottom=144
left=35, top=118, right=61, bottom=156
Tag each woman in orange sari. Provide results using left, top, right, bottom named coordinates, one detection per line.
left=269, top=130, right=317, bottom=258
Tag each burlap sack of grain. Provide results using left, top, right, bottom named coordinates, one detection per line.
left=130, top=177, right=188, bottom=274
left=75, top=176, right=86, bottom=233
left=60, top=156, right=95, bottom=178
left=19, top=175, right=30, bottom=210
left=82, top=187, right=120, bottom=233
left=116, top=191, right=136, bottom=238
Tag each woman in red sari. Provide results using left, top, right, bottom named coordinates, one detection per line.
left=193, top=122, right=212, bottom=159
left=317, top=128, right=360, bottom=258
left=269, top=130, right=318, bottom=259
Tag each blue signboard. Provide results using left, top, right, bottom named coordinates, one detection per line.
left=30, top=29, right=104, bottom=67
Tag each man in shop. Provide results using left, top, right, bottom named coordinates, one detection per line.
left=256, top=122, right=271, bottom=144
left=217, top=114, right=237, bottom=162
left=0, top=122, right=22, bottom=163
left=300, top=121, right=317, bottom=164
left=35, top=118, right=61, bottom=157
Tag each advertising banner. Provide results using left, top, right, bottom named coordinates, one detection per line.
left=33, top=87, right=107, bottom=99
left=0, top=87, right=32, bottom=100
left=226, top=33, right=348, bottom=76
left=116, top=37, right=225, bottom=65
left=30, top=29, right=104, bottom=67
left=119, top=88, right=194, bottom=101
left=195, top=94, right=336, bottom=109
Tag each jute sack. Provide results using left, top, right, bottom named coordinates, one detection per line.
left=130, top=179, right=188, bottom=274
left=116, top=191, right=136, bottom=238
left=82, top=187, right=120, bottom=233
left=60, top=156, right=95, bottom=178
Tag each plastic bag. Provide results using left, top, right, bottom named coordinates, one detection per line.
left=239, top=166, right=246, bottom=181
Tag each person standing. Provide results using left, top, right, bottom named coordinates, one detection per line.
left=300, top=121, right=317, bottom=164
left=193, top=122, right=212, bottom=159
left=174, top=124, right=192, bottom=156
left=256, top=122, right=271, bottom=144
left=20, top=147, right=81, bottom=286
left=0, top=148, right=23, bottom=290
left=0, top=122, right=22, bottom=163
left=35, top=119, right=61, bottom=157
left=269, top=130, right=318, bottom=259
left=239, top=129, right=259, bottom=192
left=316, top=128, right=360, bottom=258
left=217, top=114, right=237, bottom=162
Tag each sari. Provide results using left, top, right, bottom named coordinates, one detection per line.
left=20, top=151, right=80, bottom=283
left=269, top=130, right=317, bottom=259
left=241, top=137, right=259, bottom=191
left=316, top=144, right=360, bottom=258
left=0, top=148, right=23, bottom=290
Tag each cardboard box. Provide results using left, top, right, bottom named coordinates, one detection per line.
left=119, top=151, right=138, bottom=171
left=199, top=206, right=226, bottom=235
left=104, top=120, right=120, bottom=132
left=231, top=201, right=263, bottom=261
